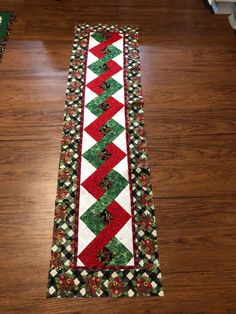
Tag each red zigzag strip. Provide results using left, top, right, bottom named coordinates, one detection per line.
left=78, top=32, right=131, bottom=267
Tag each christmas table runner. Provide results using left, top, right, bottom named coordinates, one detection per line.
left=47, top=24, right=163, bottom=298
left=0, top=11, right=15, bottom=61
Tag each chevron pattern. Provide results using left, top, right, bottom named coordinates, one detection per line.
left=76, top=31, right=135, bottom=268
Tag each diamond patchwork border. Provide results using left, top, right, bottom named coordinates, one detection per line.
left=47, top=23, right=163, bottom=298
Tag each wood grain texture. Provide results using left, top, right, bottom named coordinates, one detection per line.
left=0, top=0, right=236, bottom=313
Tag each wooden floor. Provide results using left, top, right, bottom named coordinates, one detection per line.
left=0, top=0, right=236, bottom=313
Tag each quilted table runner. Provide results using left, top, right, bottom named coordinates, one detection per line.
left=0, top=11, right=15, bottom=61
left=48, top=24, right=163, bottom=298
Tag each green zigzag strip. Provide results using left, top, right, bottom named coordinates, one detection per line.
left=80, top=32, right=133, bottom=265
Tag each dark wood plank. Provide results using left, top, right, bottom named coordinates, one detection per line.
left=0, top=0, right=236, bottom=313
